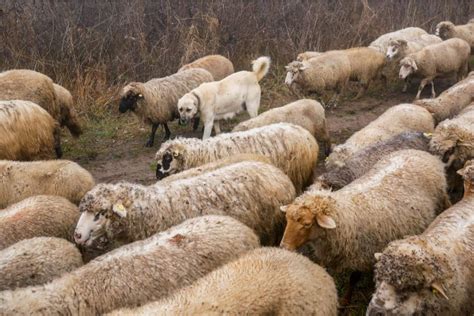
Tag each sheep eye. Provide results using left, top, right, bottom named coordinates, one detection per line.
left=94, top=213, right=102, bottom=221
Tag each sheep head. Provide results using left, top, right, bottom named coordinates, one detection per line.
left=279, top=195, right=336, bottom=251
left=284, top=61, right=307, bottom=86
left=386, top=39, right=407, bottom=60
left=429, top=125, right=458, bottom=166
left=368, top=237, right=453, bottom=316
left=399, top=57, right=417, bottom=79
left=75, top=183, right=131, bottom=249
left=177, top=92, right=200, bottom=125
left=435, top=21, right=455, bottom=40
left=458, top=159, right=474, bottom=196
left=155, top=142, right=187, bottom=179
left=119, top=82, right=144, bottom=113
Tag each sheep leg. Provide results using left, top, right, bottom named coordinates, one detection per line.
left=163, top=123, right=171, bottom=140
left=145, top=123, right=159, bottom=147
left=339, top=271, right=362, bottom=306
left=353, top=81, right=369, bottom=100
left=213, top=121, right=221, bottom=135
left=430, top=81, right=436, bottom=98
left=415, top=78, right=431, bottom=100
left=402, top=77, right=411, bottom=93
left=53, top=126, right=63, bottom=158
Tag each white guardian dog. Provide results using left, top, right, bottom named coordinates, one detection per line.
left=177, top=56, right=271, bottom=139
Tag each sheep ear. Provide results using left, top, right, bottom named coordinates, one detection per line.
left=137, top=94, right=143, bottom=99
left=457, top=167, right=467, bottom=176
left=285, top=65, right=290, bottom=70
left=399, top=39, right=407, bottom=46
left=172, top=151, right=180, bottom=158
left=423, top=132, right=433, bottom=138
left=316, top=214, right=336, bottom=229
left=299, top=65, right=308, bottom=71
left=411, top=60, right=418, bottom=71
left=112, top=203, right=127, bottom=218
left=431, top=282, right=449, bottom=300
left=374, top=252, right=382, bottom=261
left=280, top=205, right=288, bottom=213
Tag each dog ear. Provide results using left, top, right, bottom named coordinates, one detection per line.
left=191, top=91, right=201, bottom=109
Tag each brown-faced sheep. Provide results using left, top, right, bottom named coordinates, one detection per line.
left=368, top=189, right=474, bottom=315
left=414, top=71, right=474, bottom=123
left=326, top=103, right=434, bottom=169
left=108, top=248, right=338, bottom=316
left=0, top=237, right=83, bottom=291
left=315, top=132, right=430, bottom=191
left=399, top=38, right=471, bottom=99
left=429, top=104, right=474, bottom=169
left=74, top=161, right=295, bottom=253
left=0, top=195, right=80, bottom=250
left=178, top=54, right=234, bottom=81
left=280, top=150, right=449, bottom=273
left=232, top=99, right=331, bottom=155
left=0, top=160, right=95, bottom=208
left=369, top=27, right=428, bottom=53
left=0, top=215, right=259, bottom=315
left=0, top=100, right=62, bottom=160
left=436, top=20, right=474, bottom=52
left=155, top=123, right=318, bottom=193
left=119, top=68, right=213, bottom=146
left=53, top=83, right=82, bottom=137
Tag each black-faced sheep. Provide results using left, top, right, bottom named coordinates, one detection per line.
left=178, top=54, right=234, bottom=81
left=0, top=195, right=80, bottom=250
left=53, top=83, right=82, bottom=137
left=369, top=27, right=428, bottom=53
left=399, top=38, right=471, bottom=99
left=368, top=189, right=474, bottom=315
left=436, top=20, right=474, bottom=52
left=0, top=215, right=259, bottom=315
left=119, top=68, right=213, bottom=146
left=0, top=159, right=95, bottom=208
left=0, top=100, right=62, bottom=160
left=74, top=161, right=295, bottom=252
left=108, top=248, right=338, bottom=316
left=154, top=123, right=319, bottom=193
left=0, top=237, right=83, bottom=291
left=326, top=103, right=434, bottom=169
left=232, top=99, right=331, bottom=156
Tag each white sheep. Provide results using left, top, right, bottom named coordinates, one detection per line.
left=178, top=54, right=234, bottom=81
left=436, top=20, right=474, bottom=52
left=0, top=159, right=95, bottom=208
left=155, top=123, right=319, bottom=193
left=0, top=215, right=259, bottom=315
left=0, top=195, right=80, bottom=250
left=0, top=237, right=83, bottom=291
left=369, top=27, right=428, bottom=53
left=326, top=103, right=434, bottom=169
left=399, top=38, right=471, bottom=99
left=74, top=160, right=295, bottom=252
left=177, top=56, right=270, bottom=139
left=0, top=100, right=62, bottom=160
left=108, top=248, right=338, bottom=316
left=119, top=68, right=213, bottom=146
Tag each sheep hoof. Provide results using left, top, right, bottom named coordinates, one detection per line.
left=144, top=140, right=154, bottom=147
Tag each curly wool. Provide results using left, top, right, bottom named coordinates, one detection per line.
left=178, top=54, right=234, bottom=81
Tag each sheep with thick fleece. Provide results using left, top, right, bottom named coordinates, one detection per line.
left=436, top=20, right=474, bottom=51
left=0, top=216, right=259, bottom=315
left=315, top=132, right=430, bottom=190
left=326, top=103, right=434, bottom=169
left=53, top=83, right=82, bottom=137
left=280, top=150, right=449, bottom=274
left=369, top=27, right=428, bottom=53
left=74, top=161, right=295, bottom=251
left=0, top=160, right=94, bottom=208
left=177, top=56, right=270, bottom=139
left=0, top=100, right=62, bottom=160
left=178, top=54, right=234, bottom=81
left=367, top=189, right=474, bottom=315
left=108, top=248, right=338, bottom=316
left=399, top=38, right=471, bottom=99
left=232, top=99, right=331, bottom=155
left=119, top=68, right=213, bottom=146
left=414, top=71, right=474, bottom=123
left=0, top=195, right=80, bottom=250
left=155, top=123, right=318, bottom=192
left=0, top=237, right=83, bottom=291
left=429, top=104, right=474, bottom=169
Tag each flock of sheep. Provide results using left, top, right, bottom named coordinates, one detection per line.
left=0, top=17, right=474, bottom=315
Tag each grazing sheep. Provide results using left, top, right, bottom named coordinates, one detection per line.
left=53, top=83, right=82, bottom=137
left=74, top=160, right=295, bottom=251
left=109, top=248, right=338, bottom=316
left=315, top=132, right=430, bottom=190
left=232, top=99, right=331, bottom=155
left=369, top=27, right=428, bottom=53
left=414, top=71, right=474, bottom=123
left=368, top=189, right=474, bottom=315
left=119, top=68, right=213, bottom=146
left=178, top=54, right=234, bottom=81
left=0, top=216, right=259, bottom=315
left=0, top=160, right=95, bottom=208
left=326, top=103, right=434, bottom=169
left=177, top=56, right=270, bottom=139
left=436, top=20, right=474, bottom=52
left=280, top=150, right=449, bottom=272
left=0, top=195, right=80, bottom=250
left=0, top=100, right=62, bottom=160
left=296, top=51, right=323, bottom=61
left=155, top=123, right=318, bottom=192
left=429, top=104, right=474, bottom=169
left=458, top=159, right=474, bottom=197
left=0, top=237, right=83, bottom=291
left=399, top=38, right=471, bottom=99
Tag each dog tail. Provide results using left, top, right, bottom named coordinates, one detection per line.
left=251, top=56, right=271, bottom=81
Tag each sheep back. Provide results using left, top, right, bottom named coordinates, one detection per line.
left=369, top=27, right=427, bottom=53
left=178, top=54, right=234, bottom=81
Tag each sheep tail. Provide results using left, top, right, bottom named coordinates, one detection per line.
left=251, top=56, right=271, bottom=81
